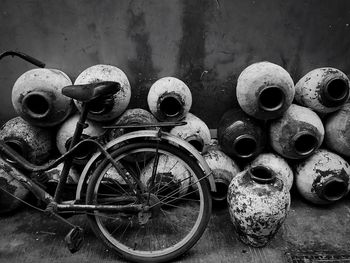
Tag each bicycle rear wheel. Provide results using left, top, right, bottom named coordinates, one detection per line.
left=86, top=141, right=211, bottom=263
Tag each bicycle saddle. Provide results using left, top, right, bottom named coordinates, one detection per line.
left=62, top=81, right=121, bottom=102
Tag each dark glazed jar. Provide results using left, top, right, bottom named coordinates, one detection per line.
left=217, top=108, right=266, bottom=160
left=269, top=104, right=324, bottom=159
left=295, top=67, right=350, bottom=114
left=227, top=165, right=290, bottom=247
left=236, top=61, right=295, bottom=120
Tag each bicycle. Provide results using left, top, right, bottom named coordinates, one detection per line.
left=0, top=51, right=216, bottom=263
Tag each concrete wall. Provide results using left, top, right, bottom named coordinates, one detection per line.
left=1, top=0, right=350, bottom=128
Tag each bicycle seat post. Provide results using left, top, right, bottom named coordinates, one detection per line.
left=53, top=102, right=89, bottom=202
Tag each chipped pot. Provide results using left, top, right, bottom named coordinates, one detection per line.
left=236, top=61, right=295, bottom=120
left=147, top=77, right=192, bottom=121
left=46, top=162, right=80, bottom=184
left=227, top=165, right=290, bottom=247
left=324, top=102, right=350, bottom=157
left=295, top=149, right=350, bottom=205
left=0, top=117, right=54, bottom=164
left=203, top=147, right=240, bottom=202
left=74, top=64, right=131, bottom=122
left=12, top=68, right=73, bottom=127
left=217, top=108, right=266, bottom=160
left=295, top=67, right=350, bottom=114
left=170, top=113, right=211, bottom=153
left=269, top=104, right=324, bottom=159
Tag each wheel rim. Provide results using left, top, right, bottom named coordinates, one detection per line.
left=91, top=147, right=206, bottom=258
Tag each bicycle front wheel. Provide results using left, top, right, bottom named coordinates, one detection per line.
left=86, top=141, right=211, bottom=263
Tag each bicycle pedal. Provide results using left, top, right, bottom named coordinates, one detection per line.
left=64, top=226, right=84, bottom=253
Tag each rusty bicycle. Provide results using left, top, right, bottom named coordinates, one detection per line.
left=0, top=51, right=216, bottom=263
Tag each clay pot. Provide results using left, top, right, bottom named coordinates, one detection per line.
left=203, top=147, right=240, bottom=202
left=247, top=153, right=294, bottom=191
left=107, top=108, right=157, bottom=141
left=74, top=64, right=131, bottom=122
left=170, top=113, right=211, bottom=153
left=295, top=149, right=350, bottom=205
left=147, top=77, right=192, bottom=121
left=140, top=154, right=190, bottom=196
left=324, top=103, right=350, bottom=157
left=0, top=157, right=29, bottom=214
left=56, top=114, right=104, bottom=164
left=295, top=67, right=350, bottom=114
left=0, top=117, right=54, bottom=164
left=227, top=165, right=290, bottom=247
left=236, top=61, right=295, bottom=120
left=269, top=104, right=324, bottom=159
left=12, top=68, right=73, bottom=127
left=46, top=162, right=80, bottom=184
left=217, top=108, right=266, bottom=159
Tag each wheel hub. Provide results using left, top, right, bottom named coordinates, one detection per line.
left=138, top=193, right=161, bottom=225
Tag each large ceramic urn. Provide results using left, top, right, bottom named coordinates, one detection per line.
left=217, top=108, right=266, bottom=160
left=170, top=113, right=211, bottom=153
left=74, top=64, right=131, bottom=122
left=227, top=165, right=290, bottom=247
left=236, top=61, right=295, bottom=120
left=269, top=104, right=324, bottom=159
left=295, top=67, right=350, bottom=114
left=12, top=68, right=73, bottom=127
left=295, top=149, right=350, bottom=205
left=0, top=117, right=54, bottom=164
left=147, top=77, right=192, bottom=121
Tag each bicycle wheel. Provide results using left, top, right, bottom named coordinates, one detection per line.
left=86, top=141, right=212, bottom=263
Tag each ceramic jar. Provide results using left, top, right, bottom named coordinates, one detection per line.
left=0, top=157, right=29, bottom=213
left=295, top=149, right=350, bottom=204
left=74, top=64, right=131, bottom=122
left=0, top=117, right=54, bottom=164
left=324, top=103, right=350, bottom=157
left=203, top=147, right=240, bottom=202
left=147, top=77, right=192, bottom=121
left=170, top=113, right=211, bottom=153
left=236, top=61, right=295, bottom=120
left=247, top=153, right=294, bottom=191
left=269, top=104, right=324, bottom=159
left=217, top=108, right=266, bottom=159
left=12, top=68, right=73, bottom=127
left=227, top=165, right=290, bottom=247
left=295, top=67, right=350, bottom=114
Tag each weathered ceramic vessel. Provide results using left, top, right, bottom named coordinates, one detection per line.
left=295, top=149, right=350, bottom=205
left=12, top=68, right=73, bottom=127
left=74, top=64, right=131, bottom=122
left=170, top=113, right=211, bottom=153
left=247, top=153, right=294, bottom=191
left=324, top=103, right=350, bottom=157
left=295, top=67, right=350, bottom=114
left=269, top=104, right=324, bottom=159
left=236, top=61, right=295, bottom=120
left=203, top=147, right=240, bottom=202
left=217, top=108, right=266, bottom=159
left=147, top=77, right=192, bottom=121
left=46, top=162, right=80, bottom=184
left=56, top=114, right=104, bottom=163
left=107, top=108, right=157, bottom=141
left=0, top=117, right=54, bottom=164
left=0, top=157, right=29, bottom=213
left=227, top=166, right=290, bottom=247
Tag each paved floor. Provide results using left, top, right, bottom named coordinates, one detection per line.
left=0, top=190, right=350, bottom=263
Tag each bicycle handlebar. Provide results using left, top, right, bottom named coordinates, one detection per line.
left=0, top=50, right=45, bottom=68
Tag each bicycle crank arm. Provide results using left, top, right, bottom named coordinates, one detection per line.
left=57, top=203, right=145, bottom=213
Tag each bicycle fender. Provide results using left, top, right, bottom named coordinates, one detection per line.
left=75, top=130, right=216, bottom=200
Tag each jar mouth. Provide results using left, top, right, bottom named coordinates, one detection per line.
left=212, top=178, right=230, bottom=202
left=22, top=91, right=51, bottom=119
left=317, top=177, right=348, bottom=202
left=3, top=139, right=27, bottom=164
left=88, top=96, right=114, bottom=115
left=233, top=134, right=258, bottom=158
left=158, top=93, right=184, bottom=119
left=258, top=86, right=286, bottom=112
left=65, top=134, right=92, bottom=161
left=248, top=165, right=276, bottom=184
left=321, top=78, right=349, bottom=107
left=292, top=131, right=318, bottom=156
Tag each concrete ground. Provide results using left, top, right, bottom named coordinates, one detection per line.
left=0, top=190, right=350, bottom=263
